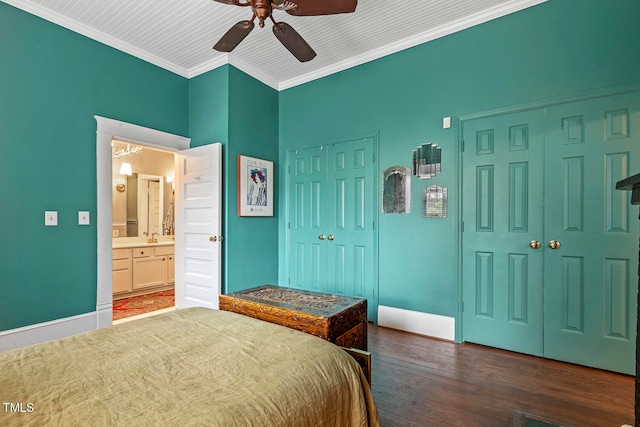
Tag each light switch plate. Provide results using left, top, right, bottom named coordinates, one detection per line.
left=443, top=116, right=451, bottom=129
left=45, top=211, right=58, bottom=226
left=78, top=211, right=90, bottom=225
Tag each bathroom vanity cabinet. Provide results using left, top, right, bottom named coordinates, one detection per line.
left=112, top=248, right=133, bottom=294
left=112, top=244, right=174, bottom=297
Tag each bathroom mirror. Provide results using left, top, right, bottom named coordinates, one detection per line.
left=112, top=140, right=174, bottom=238
left=135, top=174, right=164, bottom=237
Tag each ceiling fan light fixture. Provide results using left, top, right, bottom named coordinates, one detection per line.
left=212, top=0, right=356, bottom=61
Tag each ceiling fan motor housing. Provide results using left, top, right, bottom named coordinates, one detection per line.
left=253, top=0, right=272, bottom=27
left=212, top=0, right=358, bottom=61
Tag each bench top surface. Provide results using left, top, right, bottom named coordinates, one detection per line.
left=220, top=285, right=366, bottom=317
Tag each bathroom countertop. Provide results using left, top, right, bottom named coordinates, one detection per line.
left=112, top=239, right=175, bottom=249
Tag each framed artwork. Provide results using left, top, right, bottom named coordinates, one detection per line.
left=238, top=154, right=274, bottom=217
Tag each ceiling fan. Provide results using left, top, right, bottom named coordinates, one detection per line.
left=212, top=0, right=358, bottom=62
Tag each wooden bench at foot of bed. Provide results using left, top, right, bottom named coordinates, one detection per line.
left=219, top=285, right=371, bottom=383
left=219, top=285, right=368, bottom=350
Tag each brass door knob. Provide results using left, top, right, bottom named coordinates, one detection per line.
left=327, top=234, right=334, bottom=241
left=318, top=234, right=325, bottom=240
left=529, top=240, right=541, bottom=249
left=210, top=236, right=217, bottom=242
left=548, top=240, right=561, bottom=250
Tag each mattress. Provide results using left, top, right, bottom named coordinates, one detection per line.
left=0, top=308, right=379, bottom=426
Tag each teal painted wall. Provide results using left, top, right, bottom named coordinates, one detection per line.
left=278, top=0, right=640, bottom=319
left=0, top=3, right=189, bottom=331
left=189, top=66, right=230, bottom=148
left=226, top=67, right=279, bottom=292
left=188, top=65, right=279, bottom=294
left=3, top=0, right=639, bottom=334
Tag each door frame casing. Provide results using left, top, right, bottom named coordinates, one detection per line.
left=95, top=116, right=190, bottom=328
left=456, top=81, right=640, bottom=343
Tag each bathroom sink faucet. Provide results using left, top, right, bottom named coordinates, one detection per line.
left=147, top=232, right=158, bottom=244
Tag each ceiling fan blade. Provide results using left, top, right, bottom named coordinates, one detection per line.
left=213, top=0, right=251, bottom=6
left=286, top=0, right=357, bottom=16
left=213, top=21, right=255, bottom=52
left=272, top=22, right=316, bottom=62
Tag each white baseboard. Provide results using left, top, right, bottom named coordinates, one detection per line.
left=377, top=305, right=455, bottom=341
left=0, top=312, right=99, bottom=352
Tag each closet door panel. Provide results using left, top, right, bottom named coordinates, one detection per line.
left=287, top=137, right=378, bottom=321
left=462, top=109, right=545, bottom=356
left=543, top=91, right=640, bottom=374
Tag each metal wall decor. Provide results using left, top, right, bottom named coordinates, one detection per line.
left=382, top=165, right=411, bottom=213
left=412, top=142, right=441, bottom=179
left=423, top=185, right=448, bottom=218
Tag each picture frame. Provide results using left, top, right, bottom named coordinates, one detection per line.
left=238, top=154, right=274, bottom=217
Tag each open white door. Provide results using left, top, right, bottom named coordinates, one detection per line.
left=174, top=143, right=222, bottom=309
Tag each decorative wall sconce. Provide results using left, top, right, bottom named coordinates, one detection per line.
left=117, top=162, right=133, bottom=192
left=412, top=143, right=441, bottom=179
left=119, top=163, right=133, bottom=176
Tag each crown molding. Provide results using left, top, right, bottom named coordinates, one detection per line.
left=184, top=55, right=280, bottom=91
left=227, top=56, right=280, bottom=91
left=277, top=0, right=548, bottom=91
left=4, top=0, right=547, bottom=91
left=2, top=0, right=191, bottom=77
left=185, top=55, right=230, bottom=80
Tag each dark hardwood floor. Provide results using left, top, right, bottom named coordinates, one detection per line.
left=367, top=324, right=634, bottom=427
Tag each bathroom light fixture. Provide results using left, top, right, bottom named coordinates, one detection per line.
left=119, top=163, right=133, bottom=176
left=112, top=143, right=143, bottom=159
left=116, top=163, right=133, bottom=192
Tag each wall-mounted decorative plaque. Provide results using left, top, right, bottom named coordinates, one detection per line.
left=423, top=185, right=448, bottom=218
left=412, top=142, right=441, bottom=179
left=382, top=166, right=411, bottom=213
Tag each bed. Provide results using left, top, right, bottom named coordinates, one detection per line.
left=0, top=308, right=379, bottom=426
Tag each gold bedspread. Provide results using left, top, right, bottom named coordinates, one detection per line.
left=0, top=308, right=379, bottom=426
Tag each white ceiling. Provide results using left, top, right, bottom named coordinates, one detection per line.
left=4, top=0, right=546, bottom=90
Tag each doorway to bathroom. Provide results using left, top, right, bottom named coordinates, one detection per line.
left=95, top=116, right=223, bottom=329
left=111, top=140, right=176, bottom=322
